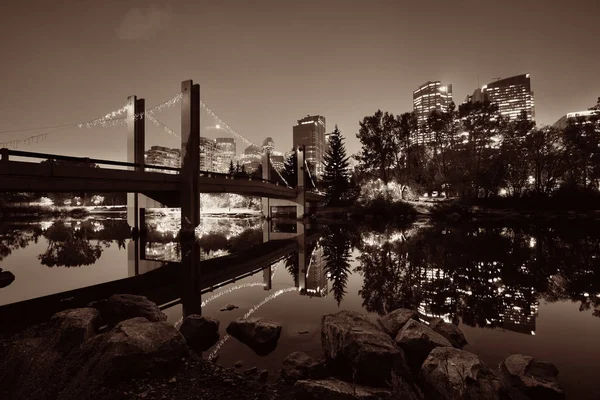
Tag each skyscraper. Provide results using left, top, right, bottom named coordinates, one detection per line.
left=144, top=146, right=180, bottom=174
left=240, top=144, right=262, bottom=173
left=215, top=138, right=236, bottom=173
left=413, top=81, right=453, bottom=144
left=481, top=74, right=535, bottom=122
left=293, top=115, right=326, bottom=178
left=199, top=137, right=217, bottom=172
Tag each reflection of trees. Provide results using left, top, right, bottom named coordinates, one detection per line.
left=355, top=222, right=600, bottom=326
left=37, top=220, right=130, bottom=267
left=0, top=224, right=41, bottom=261
left=322, top=226, right=353, bottom=306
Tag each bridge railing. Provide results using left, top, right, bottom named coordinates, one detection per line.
left=2, top=148, right=292, bottom=187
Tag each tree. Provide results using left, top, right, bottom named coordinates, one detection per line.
left=501, top=110, right=535, bottom=196
left=322, top=125, right=351, bottom=205
left=525, top=126, right=568, bottom=195
left=355, top=110, right=398, bottom=184
left=282, top=149, right=298, bottom=187
left=228, top=160, right=235, bottom=176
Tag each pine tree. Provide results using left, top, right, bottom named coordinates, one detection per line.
left=322, top=125, right=350, bottom=205
left=282, top=149, right=298, bottom=187
left=228, top=160, right=235, bottom=176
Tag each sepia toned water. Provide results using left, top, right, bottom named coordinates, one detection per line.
left=1, top=215, right=599, bottom=399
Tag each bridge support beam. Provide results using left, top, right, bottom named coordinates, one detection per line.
left=261, top=151, right=272, bottom=221
left=180, top=79, right=202, bottom=317
left=296, top=145, right=306, bottom=219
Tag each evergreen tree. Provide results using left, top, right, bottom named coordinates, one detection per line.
left=228, top=160, right=235, bottom=176
left=282, top=149, right=298, bottom=187
left=322, top=125, right=350, bottom=205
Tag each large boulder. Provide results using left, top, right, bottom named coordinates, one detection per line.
left=293, top=378, right=393, bottom=400
left=377, top=308, right=418, bottom=337
left=428, top=318, right=468, bottom=349
left=395, top=319, right=452, bottom=373
left=420, top=347, right=510, bottom=400
left=89, top=294, right=167, bottom=327
left=281, top=352, right=328, bottom=381
left=321, top=310, right=409, bottom=386
left=499, top=354, right=565, bottom=400
left=48, top=308, right=101, bottom=352
left=179, top=314, right=219, bottom=351
left=226, top=317, right=282, bottom=355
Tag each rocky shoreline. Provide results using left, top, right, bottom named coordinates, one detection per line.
left=0, top=294, right=566, bottom=400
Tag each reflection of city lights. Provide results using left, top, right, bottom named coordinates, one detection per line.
left=531, top=331, right=536, bottom=335
left=529, top=237, right=536, bottom=248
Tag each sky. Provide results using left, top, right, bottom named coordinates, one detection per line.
left=0, top=0, right=599, bottom=161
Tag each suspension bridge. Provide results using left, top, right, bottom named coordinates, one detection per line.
left=0, top=79, right=324, bottom=225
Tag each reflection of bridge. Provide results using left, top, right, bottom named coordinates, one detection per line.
left=0, top=221, right=322, bottom=331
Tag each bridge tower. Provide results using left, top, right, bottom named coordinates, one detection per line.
left=261, top=145, right=306, bottom=220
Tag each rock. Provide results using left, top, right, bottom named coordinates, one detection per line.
left=377, top=308, right=418, bottom=337
left=321, top=310, right=409, bottom=386
left=90, top=294, right=167, bottom=327
left=223, top=378, right=234, bottom=384
left=281, top=352, right=328, bottom=381
left=243, top=367, right=258, bottom=375
left=234, top=360, right=244, bottom=368
left=500, top=354, right=565, bottom=400
left=226, top=317, right=282, bottom=356
left=258, top=369, right=269, bottom=382
left=48, top=308, right=101, bottom=352
left=0, top=270, right=15, bottom=288
left=420, top=347, right=510, bottom=400
left=179, top=315, right=219, bottom=351
left=395, top=319, right=452, bottom=373
left=297, top=330, right=310, bottom=335
left=293, top=378, right=393, bottom=399
left=220, top=304, right=238, bottom=311
left=428, top=318, right=468, bottom=349
left=168, top=377, right=176, bottom=384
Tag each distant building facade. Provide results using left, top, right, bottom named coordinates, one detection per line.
left=144, top=146, right=180, bottom=174
left=293, top=115, right=326, bottom=178
left=240, top=144, right=262, bottom=173
left=199, top=137, right=217, bottom=172
left=553, top=110, right=598, bottom=129
left=413, top=81, right=453, bottom=145
left=481, top=74, right=535, bottom=122
left=215, top=138, right=236, bottom=173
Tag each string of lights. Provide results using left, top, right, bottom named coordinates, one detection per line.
left=146, top=93, right=183, bottom=115
left=146, top=113, right=180, bottom=138
left=0, top=132, right=49, bottom=149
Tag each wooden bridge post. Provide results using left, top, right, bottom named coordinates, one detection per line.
left=180, top=79, right=202, bottom=317
left=261, top=150, right=272, bottom=220
left=296, top=145, right=306, bottom=219
left=127, top=96, right=146, bottom=276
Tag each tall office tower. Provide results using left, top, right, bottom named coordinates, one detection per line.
left=293, top=115, right=326, bottom=178
left=215, top=138, right=236, bottom=173
left=144, top=146, right=180, bottom=174
left=482, top=74, right=535, bottom=122
left=413, top=81, right=453, bottom=145
left=199, top=137, right=217, bottom=172
left=262, top=137, right=275, bottom=154
left=240, top=144, right=262, bottom=172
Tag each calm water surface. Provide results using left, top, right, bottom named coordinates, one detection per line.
left=1, top=214, right=599, bottom=399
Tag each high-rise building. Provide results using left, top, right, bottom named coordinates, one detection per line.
left=481, top=74, right=535, bottom=122
left=413, top=81, right=453, bottom=144
left=144, top=146, right=180, bottom=174
left=553, top=110, right=597, bottom=129
left=293, top=115, right=326, bottom=178
left=199, top=137, right=217, bottom=172
left=240, top=144, right=262, bottom=173
left=215, top=138, right=236, bottom=173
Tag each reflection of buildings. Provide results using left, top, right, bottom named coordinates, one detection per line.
left=304, top=245, right=328, bottom=297
left=293, top=115, right=326, bottom=178
left=200, top=137, right=217, bottom=172
left=500, top=287, right=538, bottom=335
left=145, top=146, right=181, bottom=174
left=215, top=138, right=236, bottom=173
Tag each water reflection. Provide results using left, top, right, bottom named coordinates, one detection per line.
left=345, top=223, right=600, bottom=335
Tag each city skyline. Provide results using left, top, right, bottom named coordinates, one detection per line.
left=0, top=0, right=598, bottom=162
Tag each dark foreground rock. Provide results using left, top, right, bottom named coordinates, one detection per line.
left=396, top=319, right=452, bottom=373
left=281, top=352, right=328, bottom=381
left=321, top=310, right=410, bottom=386
left=0, top=269, right=15, bottom=288
left=420, top=347, right=511, bottom=400
left=428, top=318, right=468, bottom=349
left=179, top=314, right=220, bottom=351
left=90, top=294, right=167, bottom=327
left=226, top=317, right=282, bottom=355
left=377, top=308, right=418, bottom=337
left=500, top=354, right=565, bottom=400
left=48, top=307, right=100, bottom=352
left=293, top=378, right=393, bottom=400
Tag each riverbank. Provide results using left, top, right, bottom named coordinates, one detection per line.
left=0, top=294, right=566, bottom=400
